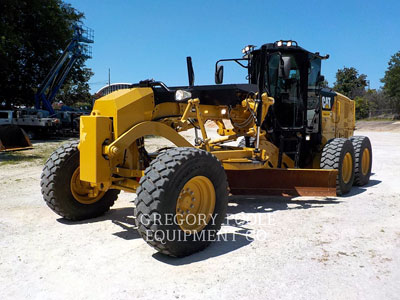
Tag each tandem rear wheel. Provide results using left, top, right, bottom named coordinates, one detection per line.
left=320, top=137, right=372, bottom=195
left=350, top=136, right=372, bottom=186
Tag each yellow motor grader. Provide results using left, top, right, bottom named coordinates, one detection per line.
left=41, top=40, right=372, bottom=257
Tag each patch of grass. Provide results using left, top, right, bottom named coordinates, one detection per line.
left=37, top=143, right=64, bottom=164
left=0, top=140, right=68, bottom=166
left=0, top=153, right=41, bottom=166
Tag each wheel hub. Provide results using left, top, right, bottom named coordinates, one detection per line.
left=70, top=167, right=105, bottom=204
left=342, top=152, right=353, bottom=184
left=361, top=148, right=370, bottom=176
left=176, top=176, right=216, bottom=233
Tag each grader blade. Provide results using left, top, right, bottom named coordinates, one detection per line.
left=0, top=125, right=33, bottom=152
left=226, top=168, right=338, bottom=197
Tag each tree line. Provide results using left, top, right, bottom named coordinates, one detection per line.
left=330, top=52, right=400, bottom=119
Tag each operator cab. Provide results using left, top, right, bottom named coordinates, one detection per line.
left=249, top=41, right=327, bottom=133
left=245, top=41, right=329, bottom=166
left=210, top=40, right=328, bottom=139
left=211, top=40, right=329, bottom=167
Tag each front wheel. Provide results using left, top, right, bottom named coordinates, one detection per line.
left=134, top=147, right=229, bottom=257
left=41, top=141, right=119, bottom=220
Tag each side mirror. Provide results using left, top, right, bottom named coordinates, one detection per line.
left=318, top=75, right=325, bottom=83
left=279, top=56, right=292, bottom=79
left=215, top=65, right=224, bottom=84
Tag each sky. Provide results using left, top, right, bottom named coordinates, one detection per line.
left=67, top=0, right=400, bottom=93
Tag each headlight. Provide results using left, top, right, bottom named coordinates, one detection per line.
left=242, top=45, right=255, bottom=54
left=175, top=90, right=192, bottom=101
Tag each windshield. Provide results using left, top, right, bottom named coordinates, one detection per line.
left=250, top=52, right=280, bottom=96
left=251, top=51, right=307, bottom=127
left=267, top=54, right=280, bottom=98
left=307, top=57, right=322, bottom=109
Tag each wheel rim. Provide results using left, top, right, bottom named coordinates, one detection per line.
left=70, top=167, right=105, bottom=204
left=176, top=176, right=216, bottom=233
left=341, top=152, right=353, bottom=184
left=361, top=148, right=370, bottom=176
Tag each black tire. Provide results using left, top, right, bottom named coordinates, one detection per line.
left=350, top=136, right=372, bottom=186
left=320, top=138, right=355, bottom=195
left=238, top=137, right=255, bottom=148
left=41, top=141, right=120, bottom=220
left=134, top=147, right=229, bottom=257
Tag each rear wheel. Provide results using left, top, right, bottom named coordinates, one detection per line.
left=41, top=141, right=119, bottom=220
left=134, top=147, right=229, bottom=257
left=350, top=136, right=372, bottom=186
left=320, top=138, right=355, bottom=195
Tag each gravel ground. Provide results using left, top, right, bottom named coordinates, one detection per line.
left=356, top=120, right=400, bottom=132
left=0, top=129, right=399, bottom=300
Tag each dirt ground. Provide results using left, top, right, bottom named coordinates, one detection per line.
left=356, top=120, right=400, bottom=132
left=1, top=123, right=400, bottom=300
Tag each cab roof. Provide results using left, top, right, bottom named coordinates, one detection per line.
left=253, top=40, right=329, bottom=59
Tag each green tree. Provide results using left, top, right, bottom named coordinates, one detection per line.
left=364, top=89, right=390, bottom=111
left=0, top=0, right=92, bottom=108
left=354, top=96, right=370, bottom=119
left=333, top=67, right=367, bottom=99
left=56, top=67, right=94, bottom=107
left=381, top=51, right=400, bottom=113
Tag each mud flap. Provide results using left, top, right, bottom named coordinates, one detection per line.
left=0, top=125, right=33, bottom=152
left=226, top=168, right=338, bottom=197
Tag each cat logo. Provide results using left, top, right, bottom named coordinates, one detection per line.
left=322, top=96, right=332, bottom=110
